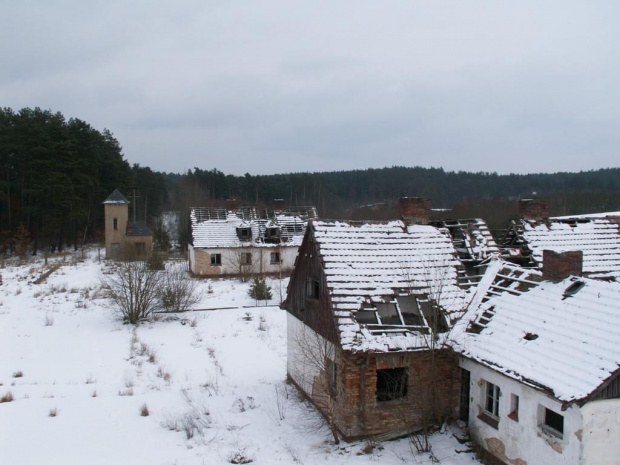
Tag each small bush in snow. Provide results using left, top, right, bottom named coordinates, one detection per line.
left=49, top=408, right=58, bottom=417
left=248, top=277, right=272, bottom=300
left=12, top=370, right=23, bottom=378
left=228, top=448, right=253, bottom=464
left=140, top=403, right=150, bottom=416
left=44, top=312, right=54, bottom=326
left=157, top=263, right=200, bottom=313
left=0, top=391, right=14, bottom=403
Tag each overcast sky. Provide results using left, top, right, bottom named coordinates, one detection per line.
left=2, top=1, right=619, bottom=176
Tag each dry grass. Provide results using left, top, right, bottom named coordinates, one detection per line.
left=12, top=370, right=23, bottom=378
left=49, top=408, right=58, bottom=417
left=1, top=391, right=14, bottom=403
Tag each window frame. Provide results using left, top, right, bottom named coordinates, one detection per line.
left=241, top=252, right=252, bottom=265
left=210, top=253, right=222, bottom=266
left=541, top=407, right=564, bottom=439
left=484, top=381, right=501, bottom=418
left=376, top=367, right=408, bottom=402
left=270, top=251, right=281, bottom=264
left=306, top=278, right=320, bottom=300
left=113, top=218, right=118, bottom=230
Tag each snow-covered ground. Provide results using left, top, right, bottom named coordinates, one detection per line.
left=0, top=250, right=479, bottom=464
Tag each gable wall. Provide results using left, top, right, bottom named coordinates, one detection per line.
left=580, top=399, right=620, bottom=465
left=460, top=358, right=583, bottom=465
left=189, top=245, right=298, bottom=277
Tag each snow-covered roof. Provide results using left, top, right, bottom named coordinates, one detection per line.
left=312, top=220, right=469, bottom=353
left=190, top=207, right=311, bottom=248
left=456, top=265, right=620, bottom=403
left=518, top=213, right=620, bottom=280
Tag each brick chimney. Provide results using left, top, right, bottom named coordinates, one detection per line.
left=519, top=199, right=549, bottom=221
left=398, top=197, right=431, bottom=225
left=542, top=250, right=583, bottom=283
left=225, top=198, right=240, bottom=212
left=273, top=199, right=286, bottom=211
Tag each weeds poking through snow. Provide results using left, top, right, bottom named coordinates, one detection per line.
left=118, top=388, right=134, bottom=396
left=140, top=403, right=150, bottom=416
left=1, top=391, right=14, bottom=403
left=12, top=371, right=23, bottom=378
left=85, top=376, right=96, bottom=384
left=49, top=408, right=58, bottom=417
left=44, top=312, right=54, bottom=326
left=228, top=447, right=254, bottom=464
left=91, top=390, right=97, bottom=397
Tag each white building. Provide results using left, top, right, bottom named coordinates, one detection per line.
left=454, top=258, right=620, bottom=465
left=188, top=205, right=316, bottom=278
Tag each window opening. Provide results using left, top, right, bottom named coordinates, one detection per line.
left=542, top=407, right=564, bottom=439
left=376, top=368, right=407, bottom=402
left=307, top=279, right=320, bottom=299
left=241, top=252, right=252, bottom=265
left=376, top=302, right=402, bottom=325
left=509, top=394, right=519, bottom=421
left=113, top=218, right=118, bottom=230
left=270, top=252, right=281, bottom=264
left=210, top=253, right=222, bottom=266
left=354, top=309, right=379, bottom=325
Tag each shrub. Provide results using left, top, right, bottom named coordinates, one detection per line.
left=157, top=263, right=200, bottom=313
left=0, top=391, right=14, bottom=403
left=248, top=277, right=272, bottom=300
left=140, top=403, right=150, bottom=416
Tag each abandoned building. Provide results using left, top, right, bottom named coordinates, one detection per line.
left=284, top=219, right=469, bottom=440
left=501, top=199, right=620, bottom=280
left=103, top=189, right=153, bottom=259
left=188, top=201, right=317, bottom=277
left=455, top=253, right=620, bottom=465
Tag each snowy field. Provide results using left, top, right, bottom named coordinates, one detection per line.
left=0, top=250, right=479, bottom=465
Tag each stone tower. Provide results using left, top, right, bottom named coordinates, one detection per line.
left=103, top=189, right=130, bottom=259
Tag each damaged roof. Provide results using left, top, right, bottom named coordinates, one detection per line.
left=455, top=259, right=620, bottom=403
left=503, top=212, right=620, bottom=280
left=312, top=220, right=469, bottom=353
left=430, top=218, right=500, bottom=263
left=190, top=207, right=312, bottom=248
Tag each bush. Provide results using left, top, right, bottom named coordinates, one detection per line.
left=102, top=260, right=162, bottom=324
left=157, top=263, right=200, bottom=313
left=248, top=277, right=272, bottom=300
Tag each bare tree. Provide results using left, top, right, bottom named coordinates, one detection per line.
left=102, top=260, right=162, bottom=324
left=398, top=256, right=462, bottom=454
left=225, top=247, right=257, bottom=282
left=157, top=262, right=201, bottom=313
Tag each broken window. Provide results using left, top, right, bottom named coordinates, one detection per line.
left=270, top=252, right=281, bottom=264
left=241, top=252, right=252, bottom=265
left=396, top=296, right=424, bottom=326
left=419, top=300, right=449, bottom=333
left=484, top=381, right=500, bottom=418
left=210, top=253, right=222, bottom=266
left=266, top=227, right=280, bottom=238
left=354, top=308, right=379, bottom=325
left=306, top=278, right=320, bottom=299
left=376, top=368, right=407, bottom=402
left=509, top=394, right=519, bottom=421
left=376, top=302, right=402, bottom=325
left=541, top=407, right=564, bottom=439
left=236, top=227, right=252, bottom=241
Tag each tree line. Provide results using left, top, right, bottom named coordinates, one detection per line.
left=2, top=107, right=620, bottom=254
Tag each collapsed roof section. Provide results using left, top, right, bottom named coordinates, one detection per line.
left=311, top=220, right=469, bottom=353
left=456, top=262, right=620, bottom=403
left=501, top=212, right=620, bottom=280
left=190, top=206, right=314, bottom=248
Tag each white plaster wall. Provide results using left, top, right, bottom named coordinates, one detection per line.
left=581, top=399, right=620, bottom=465
left=287, top=313, right=334, bottom=396
left=191, top=246, right=299, bottom=276
left=188, top=244, right=196, bottom=274
left=460, top=358, right=583, bottom=465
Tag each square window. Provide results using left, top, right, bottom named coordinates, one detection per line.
left=484, top=381, right=500, bottom=418
left=270, top=252, right=281, bottom=264
left=541, top=407, right=564, bottom=439
left=210, top=253, right=222, bottom=266
left=376, top=368, right=407, bottom=402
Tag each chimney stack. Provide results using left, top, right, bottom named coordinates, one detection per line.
left=519, top=199, right=549, bottom=221
left=542, top=250, right=583, bottom=283
left=398, top=197, right=431, bottom=225
left=225, top=198, right=240, bottom=212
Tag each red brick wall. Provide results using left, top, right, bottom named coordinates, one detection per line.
left=518, top=199, right=549, bottom=220
left=398, top=197, right=431, bottom=225
left=542, top=250, right=583, bottom=282
left=333, top=350, right=460, bottom=440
